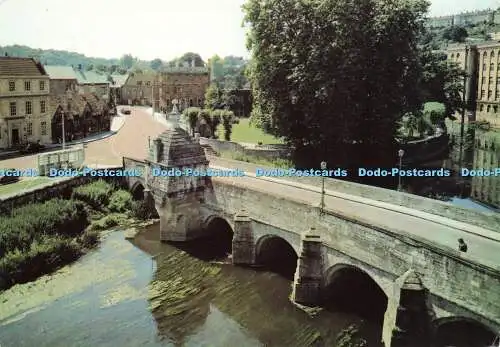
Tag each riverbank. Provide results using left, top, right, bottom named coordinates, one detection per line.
left=0, top=179, right=154, bottom=291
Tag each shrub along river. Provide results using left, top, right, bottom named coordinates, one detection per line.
left=0, top=224, right=382, bottom=347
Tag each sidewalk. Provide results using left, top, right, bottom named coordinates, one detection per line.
left=0, top=111, right=128, bottom=160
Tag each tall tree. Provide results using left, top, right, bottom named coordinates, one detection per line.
left=150, top=58, right=163, bottom=71
left=120, top=54, right=135, bottom=69
left=243, top=0, right=428, bottom=168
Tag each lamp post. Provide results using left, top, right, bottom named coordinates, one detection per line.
left=61, top=109, right=66, bottom=150
left=397, top=149, right=405, bottom=191
left=320, top=161, right=327, bottom=215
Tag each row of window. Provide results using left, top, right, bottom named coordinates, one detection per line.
left=24, top=121, right=48, bottom=136
left=8, top=80, right=46, bottom=92
left=0, top=121, right=48, bottom=140
left=479, top=104, right=499, bottom=113
left=8, top=100, right=47, bottom=116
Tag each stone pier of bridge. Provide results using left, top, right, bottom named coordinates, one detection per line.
left=122, top=110, right=500, bottom=347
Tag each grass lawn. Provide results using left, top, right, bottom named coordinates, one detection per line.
left=217, top=118, right=284, bottom=144
left=0, top=177, right=53, bottom=197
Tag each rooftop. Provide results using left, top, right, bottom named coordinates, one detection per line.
left=0, top=57, right=47, bottom=77
left=44, top=65, right=78, bottom=80
left=73, top=69, right=109, bottom=85
left=110, top=73, right=129, bottom=87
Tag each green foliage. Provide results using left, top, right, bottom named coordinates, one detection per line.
left=71, top=180, right=115, bottom=211
left=220, top=151, right=292, bottom=169
left=221, top=110, right=234, bottom=141
left=208, top=54, right=248, bottom=88
left=0, top=199, right=89, bottom=257
left=89, top=214, right=123, bottom=231
left=150, top=58, right=163, bottom=71
left=131, top=201, right=156, bottom=220
left=205, top=84, right=223, bottom=110
left=243, top=0, right=428, bottom=167
left=167, top=52, right=205, bottom=68
left=183, top=107, right=202, bottom=136
left=210, top=109, right=222, bottom=137
left=442, top=25, right=468, bottom=42
left=108, top=190, right=133, bottom=213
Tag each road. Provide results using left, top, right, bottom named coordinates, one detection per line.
left=211, top=169, right=500, bottom=269
left=1, top=106, right=498, bottom=269
left=0, top=107, right=168, bottom=170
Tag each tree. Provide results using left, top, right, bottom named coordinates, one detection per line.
left=204, top=84, right=223, bottom=110
left=442, top=25, right=468, bottom=42
left=183, top=107, right=201, bottom=136
left=243, top=0, right=428, bottom=168
left=209, top=109, right=222, bottom=138
left=120, top=54, right=135, bottom=69
left=178, top=52, right=205, bottom=67
left=221, top=110, right=234, bottom=141
left=419, top=48, right=465, bottom=123
left=150, top=58, right=163, bottom=71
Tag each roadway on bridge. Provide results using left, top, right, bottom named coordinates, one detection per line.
left=211, top=169, right=500, bottom=270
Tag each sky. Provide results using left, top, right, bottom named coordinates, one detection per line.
left=0, top=0, right=499, bottom=62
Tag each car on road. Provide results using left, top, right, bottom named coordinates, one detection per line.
left=120, top=108, right=131, bottom=115
left=0, top=169, right=20, bottom=185
left=20, top=141, right=45, bottom=154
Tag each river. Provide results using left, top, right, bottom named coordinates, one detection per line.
left=0, top=225, right=382, bottom=347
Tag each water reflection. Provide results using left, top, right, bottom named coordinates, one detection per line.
left=402, top=125, right=499, bottom=211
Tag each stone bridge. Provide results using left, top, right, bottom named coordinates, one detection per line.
left=122, top=124, right=500, bottom=347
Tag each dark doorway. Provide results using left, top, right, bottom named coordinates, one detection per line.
left=132, top=183, right=145, bottom=200
left=11, top=129, right=19, bottom=145
left=433, top=319, right=496, bottom=347
left=256, top=236, right=298, bottom=280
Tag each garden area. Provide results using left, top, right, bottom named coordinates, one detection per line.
left=0, top=179, right=155, bottom=290
left=216, top=118, right=284, bottom=145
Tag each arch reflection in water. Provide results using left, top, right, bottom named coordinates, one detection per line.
left=169, top=217, right=234, bottom=261
left=255, top=235, right=298, bottom=280
left=323, top=264, right=388, bottom=324
left=433, top=317, right=497, bottom=347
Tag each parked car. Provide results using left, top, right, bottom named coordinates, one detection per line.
left=0, top=169, right=20, bottom=185
left=120, top=108, right=131, bottom=115
left=20, top=141, right=45, bottom=154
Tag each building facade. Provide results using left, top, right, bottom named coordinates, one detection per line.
left=0, top=57, right=51, bottom=149
left=155, top=66, right=210, bottom=112
left=447, top=42, right=500, bottom=128
left=121, top=72, right=156, bottom=106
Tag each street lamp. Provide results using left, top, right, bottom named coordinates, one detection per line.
left=61, top=108, right=66, bottom=150
left=397, top=149, right=405, bottom=191
left=320, top=161, right=327, bottom=215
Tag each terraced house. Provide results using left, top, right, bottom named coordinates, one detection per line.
left=0, top=57, right=51, bottom=149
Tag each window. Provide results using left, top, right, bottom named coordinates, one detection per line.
left=8, top=80, right=15, bottom=91
left=480, top=104, right=484, bottom=111
left=489, top=77, right=493, bottom=84
left=483, top=64, right=487, bottom=71
left=39, top=80, right=45, bottom=91
left=488, top=90, right=492, bottom=99
left=146, top=81, right=150, bottom=86
left=40, top=100, right=46, bottom=113
left=491, top=63, right=495, bottom=70
left=496, top=90, right=500, bottom=100
left=25, top=101, right=32, bottom=114
left=137, top=81, right=142, bottom=86
left=487, top=105, right=491, bottom=112
left=24, top=81, right=31, bottom=91
left=450, top=54, right=454, bottom=59
left=9, top=102, right=16, bottom=116
left=494, top=106, right=498, bottom=113
left=41, top=121, right=47, bottom=136
left=481, top=90, right=486, bottom=99
left=26, top=122, right=33, bottom=136
left=456, top=53, right=460, bottom=59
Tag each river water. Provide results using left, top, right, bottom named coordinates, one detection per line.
left=0, top=225, right=381, bottom=347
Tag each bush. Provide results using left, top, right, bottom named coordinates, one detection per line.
left=108, top=190, right=133, bottom=213
left=72, top=180, right=115, bottom=210
left=131, top=200, right=155, bottom=220
left=0, top=199, right=89, bottom=257
left=90, top=214, right=123, bottom=231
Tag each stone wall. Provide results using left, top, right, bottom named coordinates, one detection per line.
left=0, top=172, right=124, bottom=215
left=210, top=157, right=500, bottom=231
left=199, top=137, right=291, bottom=160
left=208, top=177, right=500, bottom=332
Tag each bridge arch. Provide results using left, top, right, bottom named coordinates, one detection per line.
left=432, top=316, right=497, bottom=347
left=255, top=235, right=298, bottom=280
left=131, top=182, right=145, bottom=200
left=323, top=263, right=388, bottom=324
left=202, top=215, right=234, bottom=255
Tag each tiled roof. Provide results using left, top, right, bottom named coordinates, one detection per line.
left=148, top=127, right=207, bottom=167
left=0, top=57, right=47, bottom=76
left=49, top=92, right=89, bottom=116
left=44, top=65, right=78, bottom=80
left=73, top=69, right=109, bottom=85
left=110, top=74, right=129, bottom=87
